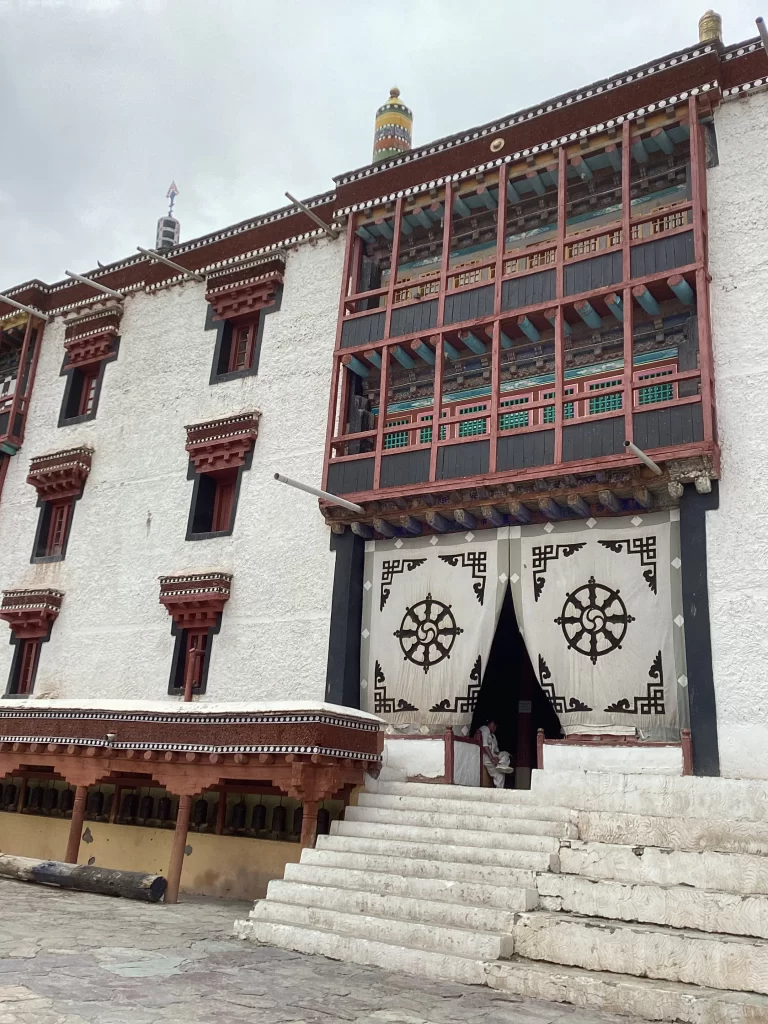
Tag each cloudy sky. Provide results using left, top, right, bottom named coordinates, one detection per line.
left=0, top=0, right=758, bottom=288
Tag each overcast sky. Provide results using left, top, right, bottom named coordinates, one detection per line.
left=0, top=0, right=758, bottom=288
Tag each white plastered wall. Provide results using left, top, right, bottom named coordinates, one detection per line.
left=707, top=88, right=768, bottom=778
left=0, top=237, right=343, bottom=703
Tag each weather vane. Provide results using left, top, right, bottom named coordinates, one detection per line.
left=166, top=181, right=179, bottom=217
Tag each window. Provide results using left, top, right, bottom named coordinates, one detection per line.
left=10, top=639, right=40, bottom=695
left=33, top=499, right=74, bottom=560
left=188, top=469, right=239, bottom=537
left=213, top=316, right=263, bottom=378
left=170, top=629, right=210, bottom=695
left=62, top=366, right=101, bottom=422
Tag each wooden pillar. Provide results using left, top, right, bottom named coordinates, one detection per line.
left=165, top=794, right=192, bottom=903
left=300, top=800, right=319, bottom=849
left=64, top=785, right=87, bottom=864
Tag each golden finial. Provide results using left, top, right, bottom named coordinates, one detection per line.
left=698, top=9, right=722, bottom=43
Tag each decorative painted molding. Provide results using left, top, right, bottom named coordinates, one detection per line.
left=0, top=588, right=64, bottom=639
left=62, top=302, right=123, bottom=367
left=185, top=412, right=260, bottom=474
left=158, top=572, right=233, bottom=630
left=26, top=445, right=93, bottom=501
left=205, top=273, right=283, bottom=322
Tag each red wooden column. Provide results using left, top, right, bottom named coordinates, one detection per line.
left=553, top=146, right=568, bottom=463
left=689, top=95, right=715, bottom=444
left=300, top=800, right=319, bottom=848
left=436, top=181, right=454, bottom=329
left=322, top=215, right=356, bottom=491
left=64, top=785, right=87, bottom=864
left=428, top=335, right=444, bottom=482
left=5, top=316, right=42, bottom=448
left=165, top=794, right=192, bottom=904
left=621, top=120, right=635, bottom=442
left=372, top=344, right=390, bottom=489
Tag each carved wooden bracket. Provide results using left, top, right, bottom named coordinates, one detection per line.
left=63, top=304, right=123, bottom=368
left=0, top=588, right=64, bottom=639
left=158, top=572, right=233, bottom=630
left=205, top=255, right=285, bottom=322
left=185, top=412, right=260, bottom=474
left=27, top=446, right=93, bottom=501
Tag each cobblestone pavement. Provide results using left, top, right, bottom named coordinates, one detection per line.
left=0, top=878, right=634, bottom=1024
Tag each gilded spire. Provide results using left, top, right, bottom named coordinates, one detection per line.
left=372, top=87, right=413, bottom=164
left=698, top=9, right=722, bottom=43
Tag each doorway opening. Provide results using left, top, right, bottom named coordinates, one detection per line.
left=470, top=587, right=562, bottom=789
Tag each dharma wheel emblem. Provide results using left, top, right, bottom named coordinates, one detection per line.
left=555, top=576, right=634, bottom=665
left=394, top=593, right=463, bottom=673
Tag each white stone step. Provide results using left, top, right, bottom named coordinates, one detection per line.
left=538, top=873, right=768, bottom=939
left=513, top=911, right=768, bottom=995
left=358, top=791, right=575, bottom=824
left=331, top=818, right=560, bottom=854
left=235, top=917, right=488, bottom=985
left=561, top=841, right=768, bottom=896
left=578, top=809, right=768, bottom=856
left=345, top=804, right=576, bottom=839
left=284, top=861, right=538, bottom=911
left=377, top=766, right=408, bottom=782
left=487, top=958, right=768, bottom=1024
left=532, top=770, right=768, bottom=823
left=266, top=879, right=520, bottom=932
left=247, top=899, right=513, bottom=960
left=309, top=839, right=553, bottom=879
left=371, top=779, right=544, bottom=806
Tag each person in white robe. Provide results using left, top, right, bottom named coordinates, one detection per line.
left=477, top=719, right=512, bottom=788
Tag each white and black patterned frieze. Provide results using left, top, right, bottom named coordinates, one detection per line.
left=0, top=735, right=381, bottom=759
left=0, top=709, right=379, bottom=732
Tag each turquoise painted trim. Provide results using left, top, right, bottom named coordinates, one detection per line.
left=374, top=346, right=679, bottom=414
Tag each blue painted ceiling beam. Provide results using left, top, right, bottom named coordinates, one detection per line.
left=631, top=139, right=649, bottom=164
left=459, top=330, right=487, bottom=355
left=364, top=349, right=382, bottom=369
left=356, top=226, right=376, bottom=243
left=545, top=310, right=571, bottom=336
left=605, top=293, right=624, bottom=322
left=453, top=195, right=472, bottom=218
left=412, top=340, right=436, bottom=365
left=478, top=186, right=497, bottom=211
left=606, top=143, right=622, bottom=172
left=343, top=354, right=369, bottom=378
left=571, top=156, right=593, bottom=182
left=413, top=207, right=433, bottom=230
left=399, top=217, right=413, bottom=235
left=575, top=299, right=602, bottom=329
left=652, top=127, right=675, bottom=154
left=668, top=274, right=695, bottom=305
left=375, top=219, right=394, bottom=240
left=500, top=331, right=514, bottom=350
left=526, top=170, right=546, bottom=196
left=507, top=180, right=521, bottom=203
left=443, top=340, right=461, bottom=361
left=391, top=345, right=416, bottom=369
left=517, top=315, right=541, bottom=342
left=633, top=285, right=661, bottom=316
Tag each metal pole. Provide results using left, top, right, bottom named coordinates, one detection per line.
left=285, top=192, right=339, bottom=240
left=64, top=271, right=125, bottom=300
left=624, top=440, right=663, bottom=475
left=136, top=247, right=205, bottom=283
left=273, top=472, right=364, bottom=514
left=0, top=294, right=48, bottom=321
left=757, top=17, right=768, bottom=57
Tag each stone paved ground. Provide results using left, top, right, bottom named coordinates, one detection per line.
left=0, top=877, right=635, bottom=1024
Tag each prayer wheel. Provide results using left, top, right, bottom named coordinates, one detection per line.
left=251, top=804, right=266, bottom=830
left=139, top=795, right=155, bottom=820
left=1, top=784, right=17, bottom=809
left=27, top=786, right=43, bottom=812
left=291, top=807, right=303, bottom=836
left=120, top=793, right=138, bottom=820
left=193, top=798, right=208, bottom=827
left=271, top=805, right=287, bottom=833
left=317, top=808, right=331, bottom=835
left=157, top=796, right=172, bottom=821
left=42, top=787, right=58, bottom=813
left=60, top=788, right=74, bottom=813
left=230, top=801, right=247, bottom=830
left=87, top=790, right=104, bottom=816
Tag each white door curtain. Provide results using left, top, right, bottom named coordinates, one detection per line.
left=360, top=511, right=688, bottom=739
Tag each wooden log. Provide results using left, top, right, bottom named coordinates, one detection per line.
left=0, top=855, right=167, bottom=903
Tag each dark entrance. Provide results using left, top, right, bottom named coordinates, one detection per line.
left=470, top=587, right=562, bottom=789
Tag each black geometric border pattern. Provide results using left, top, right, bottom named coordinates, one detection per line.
left=438, top=551, right=487, bottom=605
left=604, top=651, right=666, bottom=715
left=429, top=656, right=482, bottom=714
left=538, top=654, right=592, bottom=714
left=380, top=558, right=427, bottom=611
left=532, top=543, right=586, bottom=602
left=373, top=660, right=418, bottom=714
left=598, top=536, right=658, bottom=595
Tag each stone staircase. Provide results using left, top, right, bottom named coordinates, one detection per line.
left=235, top=769, right=768, bottom=1023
